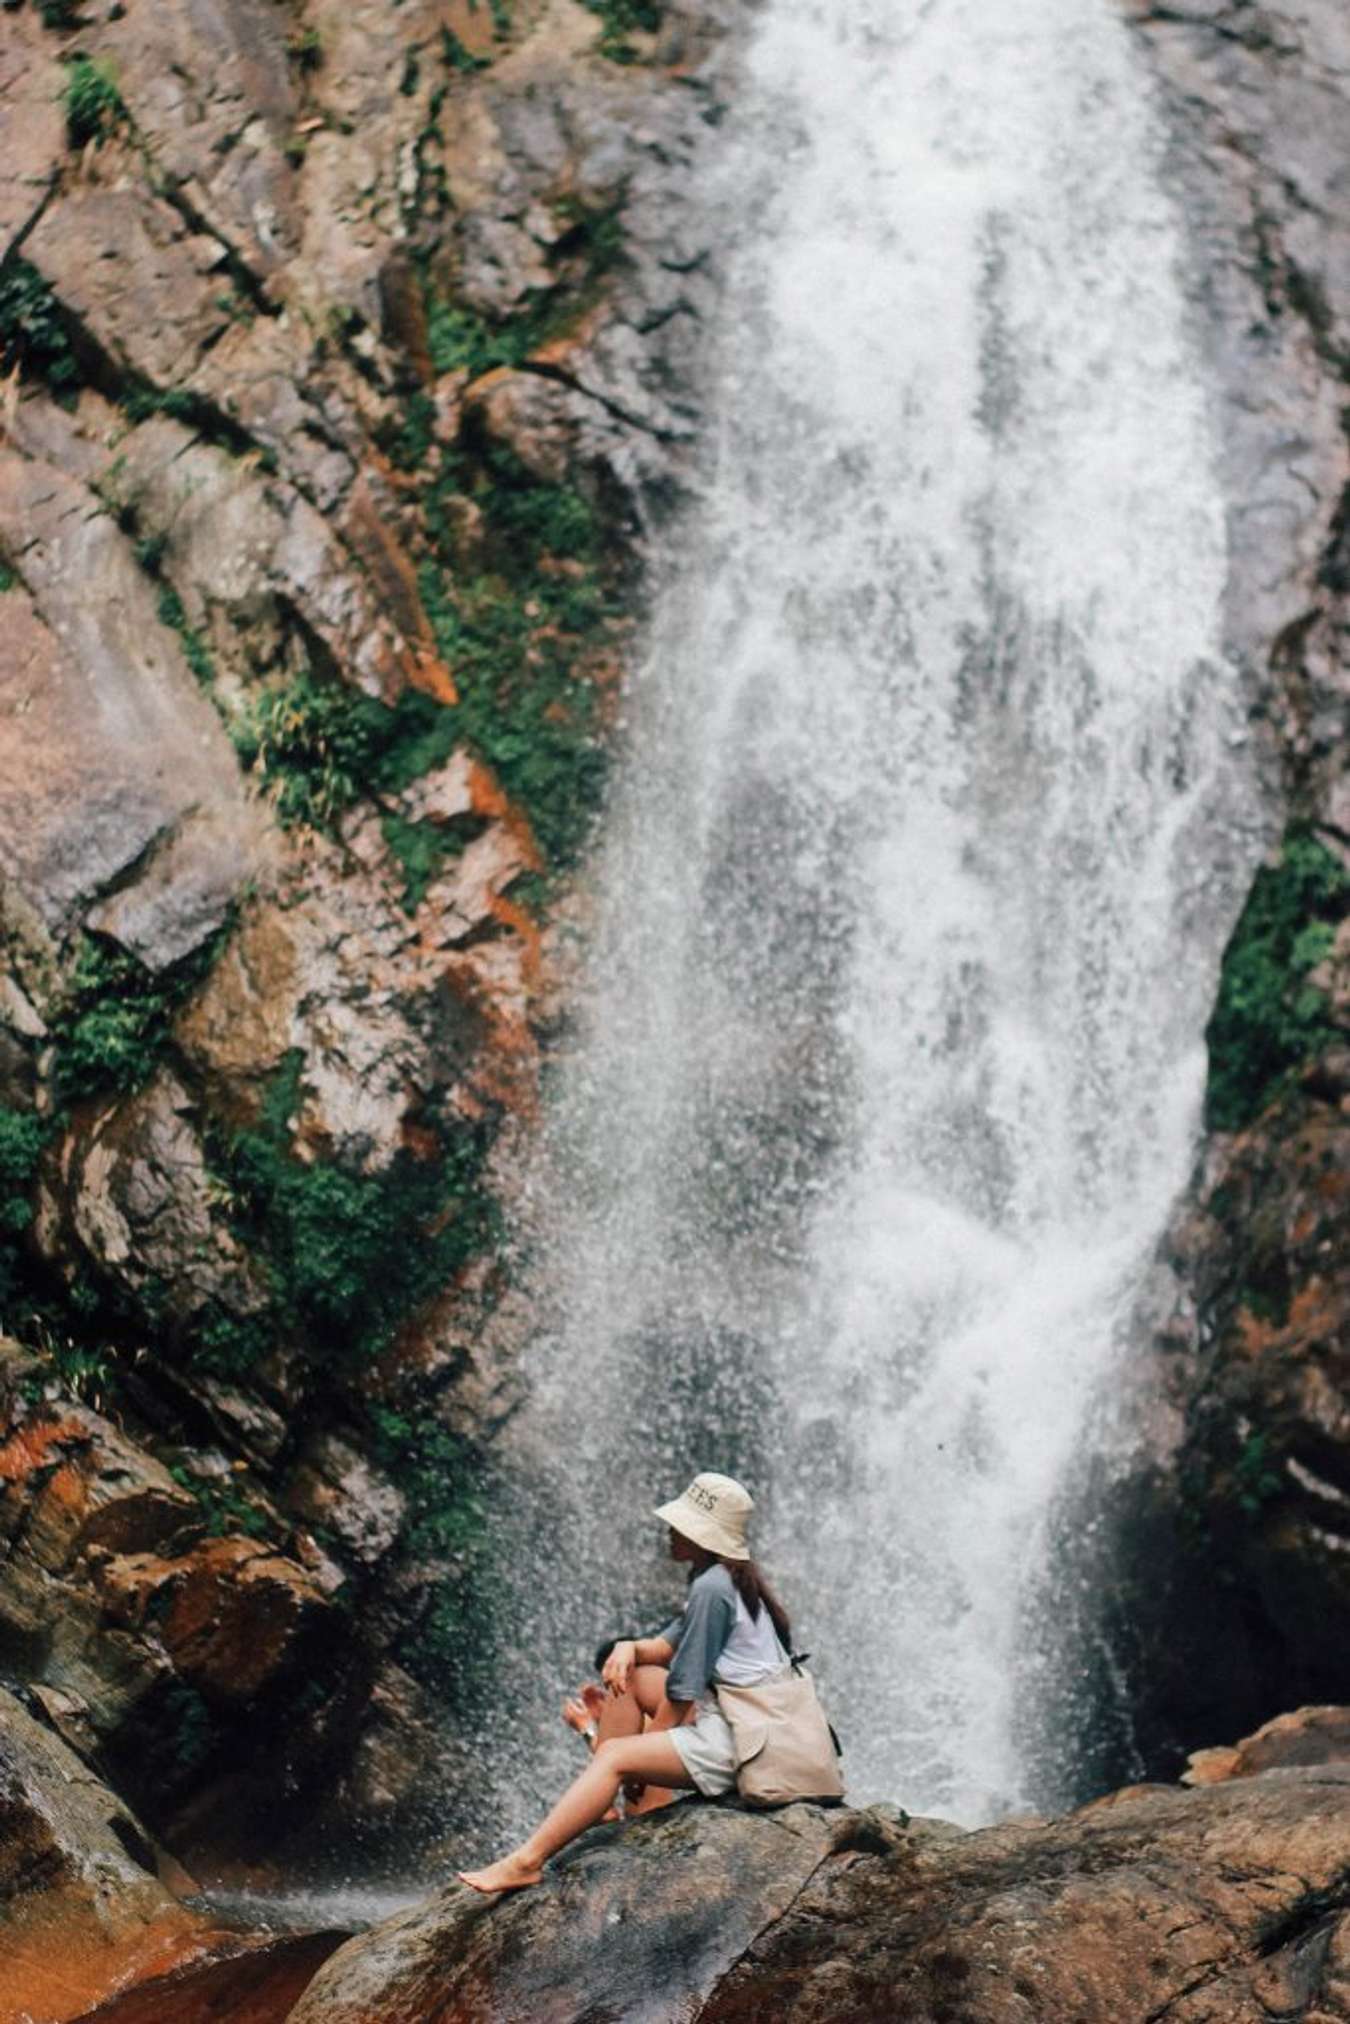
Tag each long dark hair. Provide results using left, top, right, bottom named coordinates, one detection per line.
left=690, top=1546, right=792, bottom=1651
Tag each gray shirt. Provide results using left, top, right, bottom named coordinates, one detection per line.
left=659, top=1563, right=786, bottom=1704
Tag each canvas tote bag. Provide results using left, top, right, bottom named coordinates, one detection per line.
left=715, top=1662, right=844, bottom=1806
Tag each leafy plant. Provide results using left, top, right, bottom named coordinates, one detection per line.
left=64, top=55, right=127, bottom=148
left=232, top=672, right=392, bottom=829
left=48, top=931, right=224, bottom=1104
left=1205, top=828, right=1350, bottom=1130
left=0, top=260, right=79, bottom=391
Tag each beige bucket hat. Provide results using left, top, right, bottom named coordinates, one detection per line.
left=654, top=1471, right=754, bottom=1561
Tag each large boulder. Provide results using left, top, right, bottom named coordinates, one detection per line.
left=287, top=1769, right=1350, bottom=2024
left=0, top=1683, right=204, bottom=2024
left=0, top=1683, right=348, bottom=2024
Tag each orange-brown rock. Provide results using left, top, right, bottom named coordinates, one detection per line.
left=68, top=1931, right=348, bottom=2024
left=0, top=1685, right=209, bottom=2024
left=1184, top=1704, right=1350, bottom=1787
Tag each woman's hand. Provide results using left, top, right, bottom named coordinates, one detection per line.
left=602, top=1639, right=637, bottom=1696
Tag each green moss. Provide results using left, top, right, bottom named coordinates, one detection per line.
left=1205, top=828, right=1350, bottom=1130
left=122, top=383, right=200, bottom=425
left=0, top=260, right=79, bottom=393
left=384, top=390, right=437, bottom=472
left=0, top=563, right=16, bottom=593
left=64, top=55, right=127, bottom=148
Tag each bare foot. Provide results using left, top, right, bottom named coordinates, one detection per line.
left=457, top=1851, right=544, bottom=1895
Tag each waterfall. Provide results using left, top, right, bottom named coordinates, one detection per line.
left=473, top=0, right=1263, bottom=1834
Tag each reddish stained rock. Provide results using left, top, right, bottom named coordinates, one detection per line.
left=68, top=1931, right=348, bottom=2024
left=0, top=1686, right=210, bottom=2024
left=96, top=1538, right=334, bottom=1706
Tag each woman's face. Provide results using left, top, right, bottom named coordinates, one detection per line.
left=668, top=1526, right=698, bottom=1563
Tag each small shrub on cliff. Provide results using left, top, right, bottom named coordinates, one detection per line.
left=0, top=260, right=79, bottom=393
left=583, top=0, right=664, bottom=61
left=49, top=932, right=224, bottom=1104
left=63, top=56, right=127, bottom=149
left=232, top=672, right=391, bottom=829
left=1204, top=827, right=1350, bottom=1131
left=0, top=1109, right=47, bottom=1314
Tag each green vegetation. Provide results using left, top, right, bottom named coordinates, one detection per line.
left=1233, top=1429, right=1283, bottom=1517
left=37, top=0, right=83, bottom=27
left=0, top=1109, right=48, bottom=1315
left=583, top=0, right=664, bottom=61
left=0, top=563, right=16, bottom=594
left=122, top=383, right=199, bottom=425
left=155, top=584, right=215, bottom=687
left=423, top=206, right=621, bottom=382
left=232, top=439, right=617, bottom=871
left=380, top=810, right=482, bottom=910
left=441, top=26, right=491, bottom=73
left=286, top=24, right=323, bottom=70
left=48, top=931, right=223, bottom=1105
left=0, top=260, right=79, bottom=393
left=1205, top=828, right=1350, bottom=1131
left=63, top=55, right=127, bottom=148
left=418, top=444, right=615, bottom=866
left=231, top=671, right=403, bottom=831
left=200, top=1052, right=501, bottom=1378
left=368, top=1402, right=489, bottom=1692
left=169, top=1460, right=271, bottom=1538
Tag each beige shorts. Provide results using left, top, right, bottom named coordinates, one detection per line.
left=670, top=1698, right=739, bottom=1797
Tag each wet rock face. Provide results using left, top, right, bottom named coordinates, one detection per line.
left=1100, top=0, right=1350, bottom=1769
left=1, top=0, right=734, bottom=1853
left=287, top=1771, right=1350, bottom=2024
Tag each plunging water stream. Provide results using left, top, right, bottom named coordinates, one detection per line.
left=471, top=0, right=1264, bottom=1834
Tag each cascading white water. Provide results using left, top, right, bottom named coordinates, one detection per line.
left=475, top=0, right=1265, bottom=1834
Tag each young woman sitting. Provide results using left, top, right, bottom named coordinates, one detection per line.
left=458, top=1470, right=793, bottom=1894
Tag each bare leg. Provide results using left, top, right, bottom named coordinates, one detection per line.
left=458, top=1730, right=694, bottom=1895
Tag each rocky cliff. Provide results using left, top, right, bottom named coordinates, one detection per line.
left=0, top=0, right=730, bottom=1864
left=1081, top=0, right=1350, bottom=1778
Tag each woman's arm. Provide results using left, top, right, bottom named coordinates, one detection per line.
left=601, top=1635, right=675, bottom=1696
